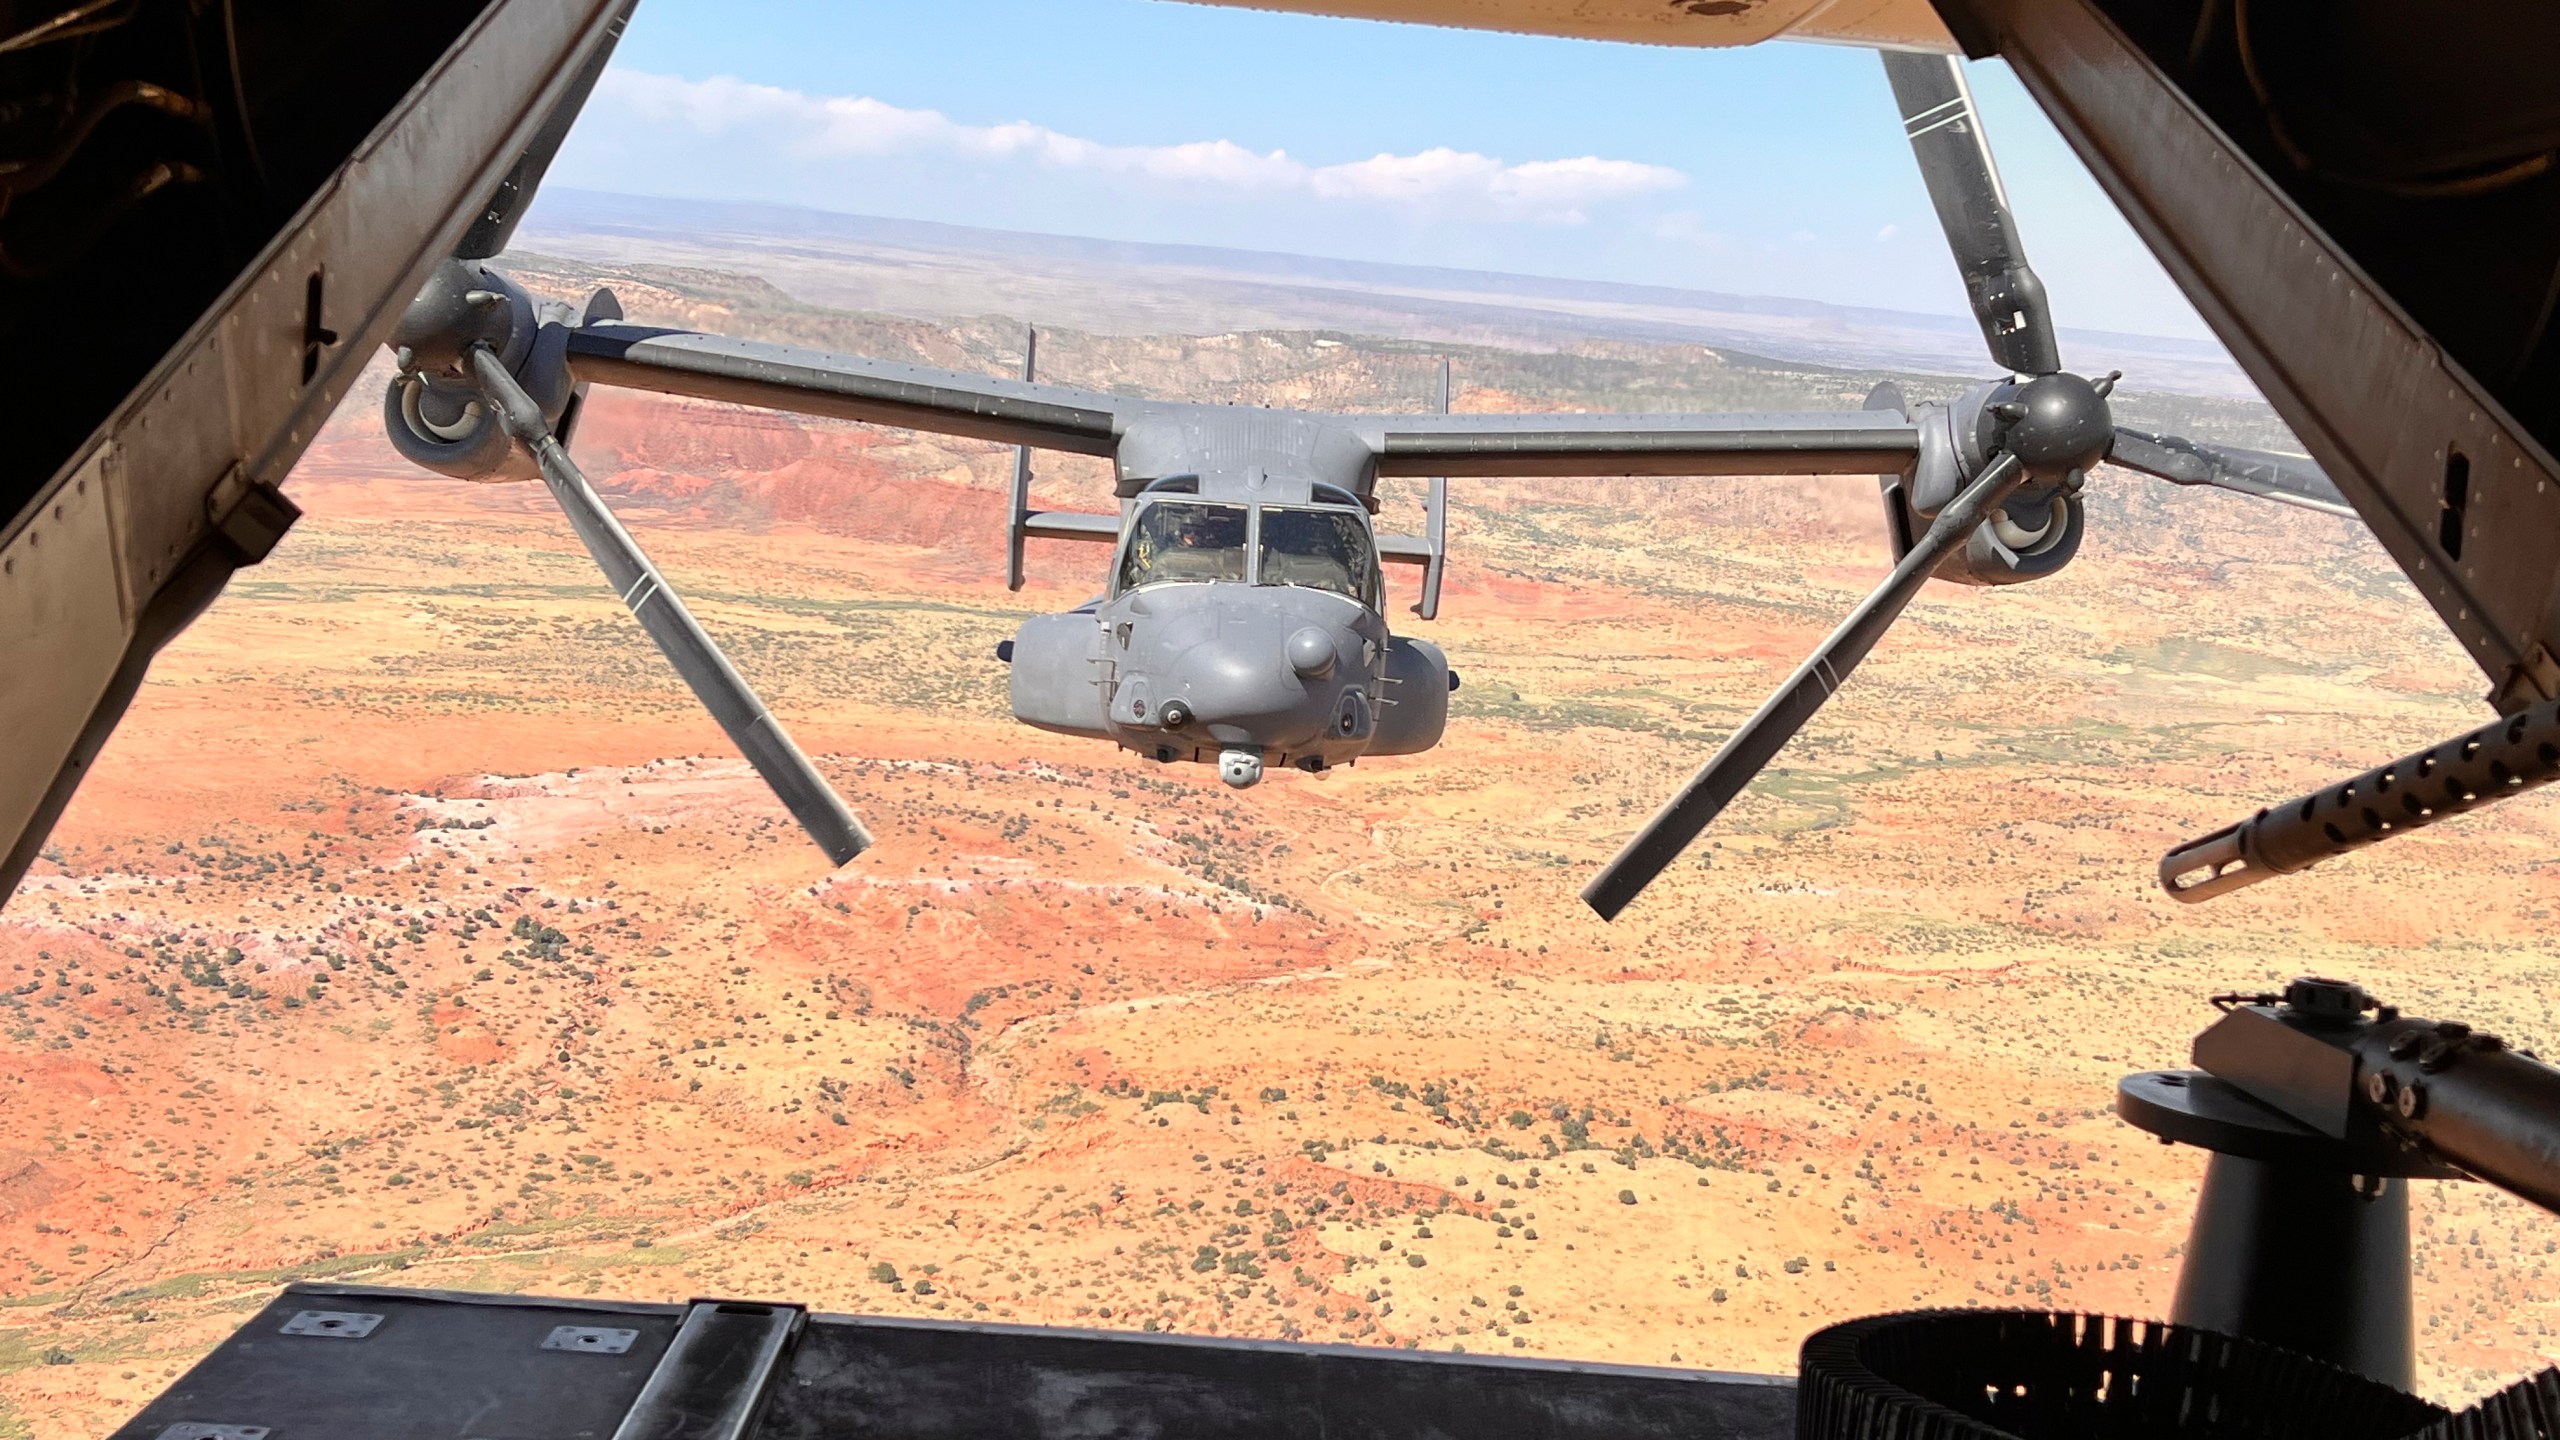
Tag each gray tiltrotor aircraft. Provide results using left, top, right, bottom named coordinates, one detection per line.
left=379, top=51, right=2346, bottom=919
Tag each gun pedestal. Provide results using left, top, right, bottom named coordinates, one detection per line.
left=2119, top=1069, right=2454, bottom=1390
left=1797, top=979, right=2560, bottom=1438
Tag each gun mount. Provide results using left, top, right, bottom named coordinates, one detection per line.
left=2115, top=977, right=2560, bottom=1389
left=1785, top=979, right=2560, bottom=1439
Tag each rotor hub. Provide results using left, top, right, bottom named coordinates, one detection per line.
left=390, top=258, right=531, bottom=377
left=2001, top=371, right=2114, bottom=479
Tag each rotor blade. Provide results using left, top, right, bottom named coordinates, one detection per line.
left=1881, top=51, right=2061, bottom=377
left=2108, top=428, right=2355, bottom=517
left=455, top=1, right=636, bottom=259
left=467, top=345, right=872, bottom=865
left=1583, top=449, right=2027, bottom=921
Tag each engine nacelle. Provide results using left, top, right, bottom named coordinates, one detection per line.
left=1007, top=609, right=1110, bottom=739
left=1880, top=391, right=2087, bottom=588
left=1370, top=635, right=1452, bottom=756
left=381, top=259, right=600, bottom=482
left=385, top=370, right=528, bottom=482
left=1936, top=488, right=2084, bottom=586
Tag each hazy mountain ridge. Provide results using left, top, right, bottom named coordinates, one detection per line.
left=516, top=189, right=2259, bottom=400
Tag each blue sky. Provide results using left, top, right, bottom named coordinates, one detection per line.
left=544, top=0, right=2215, bottom=340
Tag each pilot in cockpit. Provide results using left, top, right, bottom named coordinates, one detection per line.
left=1122, top=501, right=1248, bottom=588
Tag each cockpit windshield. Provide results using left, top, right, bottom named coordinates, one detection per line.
left=1118, top=500, right=1247, bottom=591
left=1258, top=506, right=1379, bottom=608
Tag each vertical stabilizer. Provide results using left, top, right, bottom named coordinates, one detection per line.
left=1415, top=356, right=1450, bottom=620
left=1005, top=327, right=1039, bottom=592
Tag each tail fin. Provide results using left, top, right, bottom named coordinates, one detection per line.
left=1416, top=356, right=1450, bottom=620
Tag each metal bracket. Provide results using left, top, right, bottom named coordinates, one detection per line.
left=2499, top=642, right=2560, bottom=711
left=544, top=1324, right=640, bottom=1355
left=203, top=466, right=301, bottom=566
left=279, top=1309, right=384, bottom=1339
left=610, top=1299, right=803, bottom=1440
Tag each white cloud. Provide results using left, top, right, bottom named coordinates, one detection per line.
left=1875, top=223, right=1897, bottom=242
left=595, top=69, right=1684, bottom=224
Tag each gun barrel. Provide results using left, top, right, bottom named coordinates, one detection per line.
left=2162, top=692, right=2560, bottom=902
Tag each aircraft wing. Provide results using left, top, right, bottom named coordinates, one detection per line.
left=1359, top=411, right=1920, bottom=479
left=1364, top=410, right=2352, bottom=524
left=564, top=327, right=1924, bottom=480
left=566, top=328, right=1924, bottom=480
left=566, top=326, right=1130, bottom=456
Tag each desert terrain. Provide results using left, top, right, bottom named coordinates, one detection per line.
left=4, top=234, right=2559, bottom=1436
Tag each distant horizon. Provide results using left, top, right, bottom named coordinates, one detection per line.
left=516, top=184, right=2257, bottom=399
left=524, top=184, right=2232, bottom=354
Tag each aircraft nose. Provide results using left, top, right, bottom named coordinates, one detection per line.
left=1147, top=605, right=1369, bottom=752
left=1286, top=627, right=1335, bottom=679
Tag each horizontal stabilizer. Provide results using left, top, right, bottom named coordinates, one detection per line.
left=1022, top=511, right=1119, bottom=541
left=1377, top=532, right=1436, bottom=565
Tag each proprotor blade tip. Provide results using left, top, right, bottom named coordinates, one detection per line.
left=818, top=819, right=874, bottom=868
left=1578, top=867, right=1638, bottom=923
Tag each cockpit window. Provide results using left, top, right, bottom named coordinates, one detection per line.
left=1257, top=506, right=1379, bottom=607
left=1118, top=501, right=1247, bottom=591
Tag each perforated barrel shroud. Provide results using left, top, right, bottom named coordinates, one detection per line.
left=1796, top=1309, right=2448, bottom=1439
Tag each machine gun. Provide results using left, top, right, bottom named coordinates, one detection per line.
left=2118, top=977, right=2560, bottom=1385
left=1792, top=980, right=2560, bottom=1439
left=2163, top=697, right=2560, bottom=904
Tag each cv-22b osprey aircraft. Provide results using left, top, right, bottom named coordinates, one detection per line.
left=380, top=50, right=2347, bottom=919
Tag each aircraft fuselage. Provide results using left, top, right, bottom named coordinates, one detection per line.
left=1003, top=460, right=1451, bottom=787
